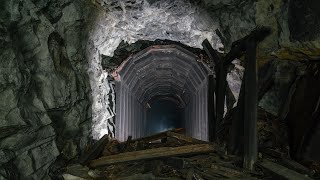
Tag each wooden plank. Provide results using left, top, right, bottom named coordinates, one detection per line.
left=280, top=159, right=312, bottom=176
left=79, top=134, right=109, bottom=165
left=120, top=136, right=132, bottom=152
left=259, top=160, right=313, bottom=180
left=89, top=144, right=215, bottom=167
left=243, top=40, right=258, bottom=170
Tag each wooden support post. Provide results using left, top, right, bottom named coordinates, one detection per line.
left=215, top=67, right=227, bottom=135
left=229, top=78, right=245, bottom=155
left=202, top=39, right=221, bottom=140
left=243, top=40, right=258, bottom=170
left=202, top=27, right=271, bottom=154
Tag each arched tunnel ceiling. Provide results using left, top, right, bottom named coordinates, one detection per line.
left=115, top=45, right=209, bottom=104
left=114, top=44, right=210, bottom=141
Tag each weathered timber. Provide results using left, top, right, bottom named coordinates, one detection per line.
left=202, top=39, right=225, bottom=139
left=215, top=66, right=228, bottom=133
left=202, top=39, right=221, bottom=67
left=80, top=134, right=110, bottom=165
left=102, top=139, right=120, bottom=156
left=243, top=40, right=258, bottom=170
left=120, top=136, right=132, bottom=152
left=166, top=131, right=207, bottom=144
left=224, top=27, right=272, bottom=65
left=202, top=27, right=271, bottom=141
left=280, top=158, right=313, bottom=176
left=259, top=160, right=313, bottom=180
left=229, top=75, right=245, bottom=155
left=89, top=144, right=215, bottom=167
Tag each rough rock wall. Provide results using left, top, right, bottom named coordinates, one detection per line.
left=0, top=0, right=92, bottom=179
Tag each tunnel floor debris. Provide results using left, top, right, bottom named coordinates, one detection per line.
left=62, top=129, right=317, bottom=180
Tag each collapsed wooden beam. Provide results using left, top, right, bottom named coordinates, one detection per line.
left=202, top=39, right=221, bottom=67
left=79, top=134, right=110, bottom=165
left=89, top=144, right=215, bottom=167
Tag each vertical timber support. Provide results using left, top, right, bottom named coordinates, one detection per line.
left=216, top=66, right=227, bottom=137
left=202, top=27, right=271, bottom=170
left=202, top=39, right=221, bottom=141
left=229, top=78, right=245, bottom=155
left=243, top=39, right=258, bottom=170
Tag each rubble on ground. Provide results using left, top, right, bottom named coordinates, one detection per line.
left=62, top=129, right=318, bottom=180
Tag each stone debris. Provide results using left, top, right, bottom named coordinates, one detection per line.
left=61, top=129, right=317, bottom=180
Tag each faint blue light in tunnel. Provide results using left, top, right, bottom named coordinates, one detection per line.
left=146, top=100, right=183, bottom=135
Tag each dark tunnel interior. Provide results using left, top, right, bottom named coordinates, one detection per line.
left=146, top=99, right=183, bottom=136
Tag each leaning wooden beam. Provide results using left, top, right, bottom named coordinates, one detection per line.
left=202, top=39, right=221, bottom=67
left=89, top=144, right=215, bottom=167
left=259, top=160, right=313, bottom=180
left=79, top=134, right=110, bottom=165
left=224, top=27, right=272, bottom=65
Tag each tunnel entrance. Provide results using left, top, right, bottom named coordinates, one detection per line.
left=113, top=45, right=210, bottom=141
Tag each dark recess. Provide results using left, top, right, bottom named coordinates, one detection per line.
left=289, top=0, right=320, bottom=41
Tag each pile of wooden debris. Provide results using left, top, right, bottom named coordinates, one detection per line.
left=62, top=129, right=317, bottom=180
